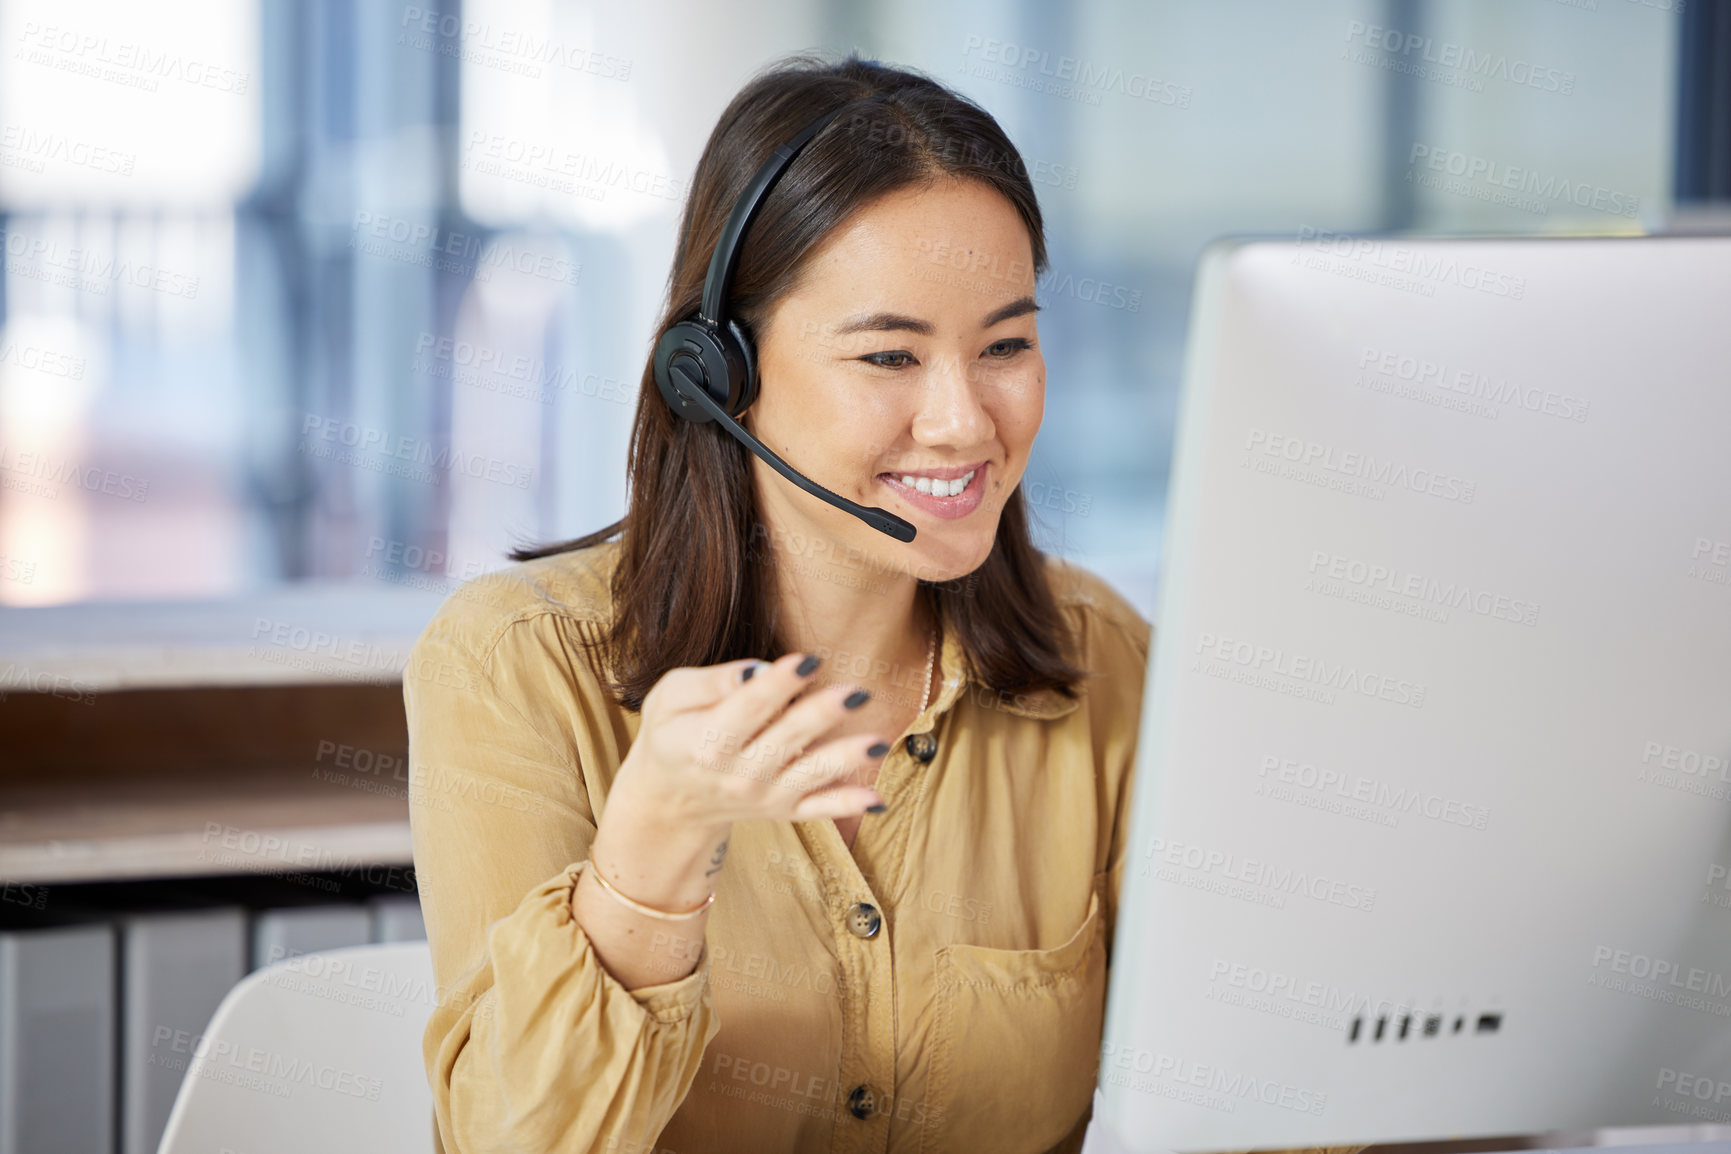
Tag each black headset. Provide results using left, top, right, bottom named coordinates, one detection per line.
left=651, top=100, right=919, bottom=544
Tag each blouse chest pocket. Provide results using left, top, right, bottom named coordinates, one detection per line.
left=920, top=888, right=1106, bottom=1154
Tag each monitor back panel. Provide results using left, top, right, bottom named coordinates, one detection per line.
left=1098, top=236, right=1731, bottom=1151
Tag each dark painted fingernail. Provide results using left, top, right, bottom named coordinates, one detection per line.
left=843, top=689, right=871, bottom=709
left=866, top=741, right=891, bottom=757
left=796, top=654, right=821, bottom=677
left=866, top=803, right=888, bottom=814
left=741, top=662, right=760, bottom=682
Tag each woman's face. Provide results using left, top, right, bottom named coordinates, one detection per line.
left=745, top=177, right=1045, bottom=586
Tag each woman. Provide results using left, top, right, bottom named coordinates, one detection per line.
left=407, top=54, right=1358, bottom=1154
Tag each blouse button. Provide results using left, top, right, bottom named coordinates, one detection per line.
left=845, top=902, right=882, bottom=940
left=847, top=1083, right=879, bottom=1120
left=904, top=732, right=937, bottom=763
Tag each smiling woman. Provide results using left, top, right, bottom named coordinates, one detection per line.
left=403, top=52, right=1360, bottom=1154
left=514, top=56, right=1083, bottom=721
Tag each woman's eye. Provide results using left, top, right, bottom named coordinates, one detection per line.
left=985, top=337, right=1033, bottom=359
left=862, top=350, right=916, bottom=369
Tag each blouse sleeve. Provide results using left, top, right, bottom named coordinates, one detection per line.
left=1101, top=614, right=1152, bottom=960
left=404, top=606, right=720, bottom=1154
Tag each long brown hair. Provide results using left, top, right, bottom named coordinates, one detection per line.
left=512, top=52, right=1085, bottom=711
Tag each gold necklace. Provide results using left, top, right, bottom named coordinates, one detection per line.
left=919, top=618, right=937, bottom=713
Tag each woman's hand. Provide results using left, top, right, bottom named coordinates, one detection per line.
left=618, top=651, right=890, bottom=828
left=575, top=653, right=889, bottom=988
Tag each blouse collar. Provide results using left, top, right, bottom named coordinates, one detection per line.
left=924, top=599, right=1081, bottom=724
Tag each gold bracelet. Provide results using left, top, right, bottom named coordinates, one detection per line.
left=576, top=859, right=715, bottom=922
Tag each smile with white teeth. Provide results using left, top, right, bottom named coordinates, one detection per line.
left=894, top=469, right=975, bottom=497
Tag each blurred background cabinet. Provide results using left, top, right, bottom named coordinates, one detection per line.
left=0, top=586, right=439, bottom=1154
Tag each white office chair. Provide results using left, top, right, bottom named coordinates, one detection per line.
left=156, top=941, right=437, bottom=1154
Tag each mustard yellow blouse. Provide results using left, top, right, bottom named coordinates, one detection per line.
left=405, top=539, right=1362, bottom=1154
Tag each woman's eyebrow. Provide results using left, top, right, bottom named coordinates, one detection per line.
left=831, top=295, right=1041, bottom=338
left=833, top=311, right=933, bottom=337
left=982, top=296, right=1040, bottom=327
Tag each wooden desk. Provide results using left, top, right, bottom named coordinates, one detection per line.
left=0, top=584, right=444, bottom=885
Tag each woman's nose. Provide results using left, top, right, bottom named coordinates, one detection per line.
left=912, top=354, right=997, bottom=445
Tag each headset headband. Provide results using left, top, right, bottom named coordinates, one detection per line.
left=699, top=102, right=858, bottom=325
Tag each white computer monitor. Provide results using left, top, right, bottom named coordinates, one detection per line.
left=1089, top=234, right=1731, bottom=1152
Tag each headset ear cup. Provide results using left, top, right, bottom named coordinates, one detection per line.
left=724, top=319, right=758, bottom=413
left=653, top=320, right=746, bottom=424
